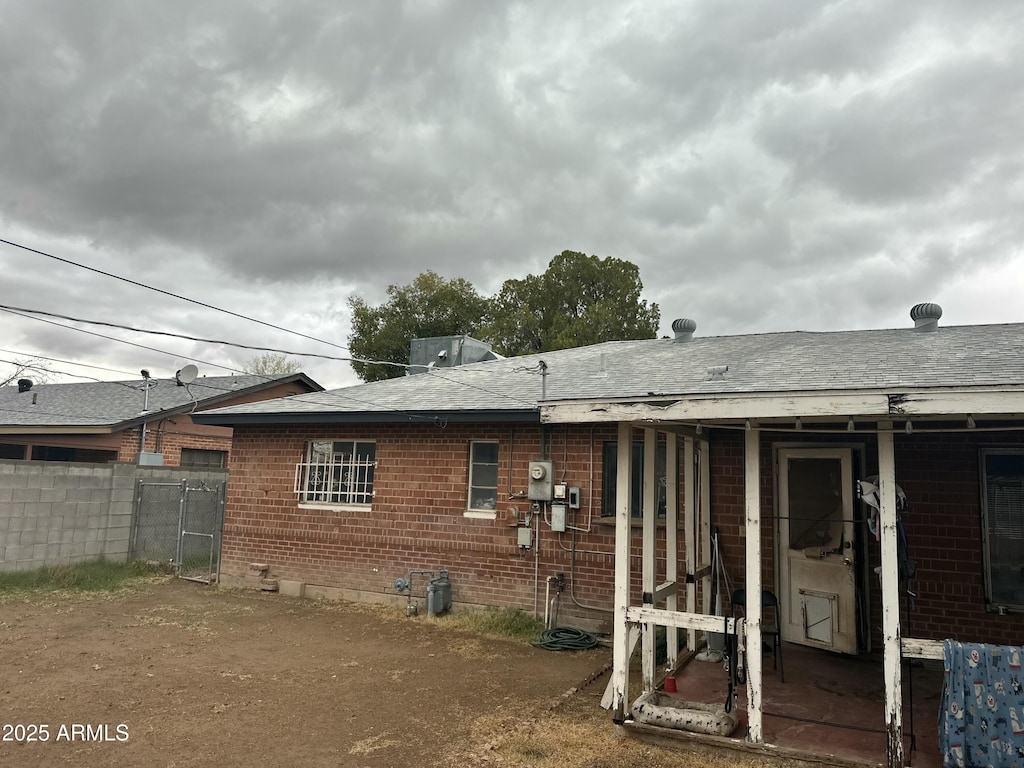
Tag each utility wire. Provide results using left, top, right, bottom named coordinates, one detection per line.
left=1, top=238, right=539, bottom=408
left=0, top=236, right=349, bottom=352
left=2, top=304, right=540, bottom=409
left=0, top=348, right=138, bottom=378
left=0, top=303, right=397, bottom=368
left=0, top=314, right=492, bottom=424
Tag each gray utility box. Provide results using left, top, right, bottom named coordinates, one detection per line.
left=426, top=570, right=452, bottom=616
left=528, top=460, right=554, bottom=501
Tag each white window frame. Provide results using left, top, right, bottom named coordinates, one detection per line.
left=980, top=448, right=1024, bottom=611
left=295, top=440, right=376, bottom=510
left=466, top=441, right=499, bottom=519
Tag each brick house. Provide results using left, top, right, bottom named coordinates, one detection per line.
left=0, top=372, right=322, bottom=466
left=196, top=306, right=1024, bottom=767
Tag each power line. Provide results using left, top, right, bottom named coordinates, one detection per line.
left=2, top=304, right=540, bottom=409
left=0, top=347, right=139, bottom=377
left=0, top=238, right=540, bottom=408
left=0, top=314, right=516, bottom=423
left=0, top=303, right=400, bottom=367
left=0, top=236, right=350, bottom=352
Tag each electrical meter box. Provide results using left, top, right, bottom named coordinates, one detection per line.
left=568, top=487, right=581, bottom=509
left=527, top=460, right=554, bottom=501
left=551, top=504, right=567, bottom=532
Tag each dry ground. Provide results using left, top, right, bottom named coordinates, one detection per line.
left=0, top=578, right=802, bottom=768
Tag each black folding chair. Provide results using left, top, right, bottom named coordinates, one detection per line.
left=731, top=588, right=784, bottom=682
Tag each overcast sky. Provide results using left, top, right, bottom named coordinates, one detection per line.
left=2, top=0, right=1022, bottom=390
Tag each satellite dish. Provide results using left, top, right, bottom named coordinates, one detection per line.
left=175, top=364, right=199, bottom=386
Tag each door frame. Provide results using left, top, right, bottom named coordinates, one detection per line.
left=773, top=441, right=869, bottom=655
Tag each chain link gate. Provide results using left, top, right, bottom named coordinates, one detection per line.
left=129, top=479, right=226, bottom=584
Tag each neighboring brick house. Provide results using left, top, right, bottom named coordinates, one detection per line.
left=0, top=372, right=323, bottom=467
left=196, top=306, right=1024, bottom=767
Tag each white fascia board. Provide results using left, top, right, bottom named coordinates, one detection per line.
left=541, top=386, right=1024, bottom=424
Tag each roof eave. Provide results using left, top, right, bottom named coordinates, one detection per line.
left=193, top=408, right=541, bottom=427
left=0, top=426, right=117, bottom=435
left=541, top=385, right=1024, bottom=424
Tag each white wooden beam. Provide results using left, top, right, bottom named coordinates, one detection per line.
left=699, top=439, right=712, bottom=628
left=610, top=422, right=634, bottom=720
left=744, top=424, right=764, bottom=743
left=653, top=581, right=678, bottom=602
left=683, top=437, right=697, bottom=651
left=542, top=392, right=891, bottom=423
left=602, top=625, right=640, bottom=710
left=888, top=389, right=1024, bottom=415
left=877, top=424, right=904, bottom=768
left=901, top=637, right=944, bottom=660
left=641, top=428, right=658, bottom=693
left=541, top=386, right=1024, bottom=424
left=665, top=433, right=680, bottom=668
left=626, top=606, right=744, bottom=634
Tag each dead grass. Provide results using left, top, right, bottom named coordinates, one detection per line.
left=448, top=685, right=817, bottom=768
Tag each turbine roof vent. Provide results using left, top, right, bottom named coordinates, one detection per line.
left=910, top=302, right=942, bottom=333
left=672, top=318, right=697, bottom=342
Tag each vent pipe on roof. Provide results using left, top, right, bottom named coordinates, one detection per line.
left=910, top=302, right=942, bottom=333
left=17, top=378, right=33, bottom=392
left=672, top=318, right=697, bottom=342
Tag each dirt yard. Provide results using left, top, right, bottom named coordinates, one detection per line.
left=0, top=578, right=612, bottom=768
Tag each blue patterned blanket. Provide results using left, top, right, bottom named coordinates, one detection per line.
left=940, top=640, right=1024, bottom=767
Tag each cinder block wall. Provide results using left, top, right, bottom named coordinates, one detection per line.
left=0, top=461, right=131, bottom=571
left=221, top=423, right=683, bottom=631
left=0, top=461, right=227, bottom=572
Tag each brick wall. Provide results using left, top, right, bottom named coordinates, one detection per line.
left=222, top=423, right=684, bottom=630
left=893, top=430, right=1024, bottom=646
left=223, top=421, right=1022, bottom=644
left=116, top=416, right=234, bottom=464
left=708, top=428, right=1024, bottom=650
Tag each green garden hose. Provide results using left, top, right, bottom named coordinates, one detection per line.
left=534, top=626, right=599, bottom=651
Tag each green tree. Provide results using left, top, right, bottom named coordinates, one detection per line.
left=483, top=250, right=660, bottom=356
left=347, top=271, right=490, bottom=382
left=244, top=353, right=300, bottom=376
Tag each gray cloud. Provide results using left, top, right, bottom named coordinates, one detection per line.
left=1, top=0, right=1022, bottom=388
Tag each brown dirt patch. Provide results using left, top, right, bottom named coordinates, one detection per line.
left=0, top=579, right=608, bottom=767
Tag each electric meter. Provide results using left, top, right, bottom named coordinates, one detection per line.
left=527, top=460, right=554, bottom=501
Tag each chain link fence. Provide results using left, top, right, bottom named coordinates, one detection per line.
left=129, top=479, right=225, bottom=584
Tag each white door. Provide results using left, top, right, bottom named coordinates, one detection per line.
left=777, top=447, right=858, bottom=654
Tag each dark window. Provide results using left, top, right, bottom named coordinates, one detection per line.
left=29, top=446, right=116, bottom=463
left=180, top=448, right=227, bottom=469
left=981, top=450, right=1024, bottom=609
left=468, top=442, right=499, bottom=513
left=601, top=439, right=667, bottom=518
left=0, top=443, right=27, bottom=459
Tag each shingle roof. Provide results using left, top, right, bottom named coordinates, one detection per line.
left=193, top=322, right=1024, bottom=425
left=0, top=373, right=321, bottom=430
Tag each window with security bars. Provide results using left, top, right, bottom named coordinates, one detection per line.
left=981, top=450, right=1024, bottom=609
left=467, top=441, right=499, bottom=513
left=295, top=440, right=376, bottom=506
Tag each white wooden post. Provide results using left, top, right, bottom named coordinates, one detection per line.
left=683, top=437, right=697, bottom=652
left=744, top=423, right=764, bottom=743
left=611, top=422, right=634, bottom=719
left=700, top=440, right=712, bottom=617
left=665, top=433, right=679, bottom=667
left=877, top=424, right=904, bottom=768
left=642, top=428, right=657, bottom=692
